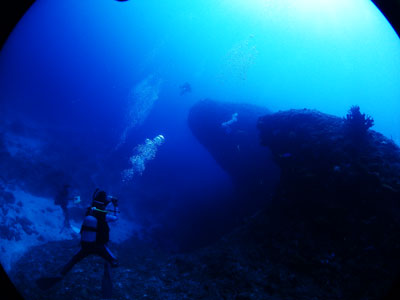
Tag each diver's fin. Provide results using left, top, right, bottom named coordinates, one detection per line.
left=36, top=276, right=63, bottom=290
left=101, top=262, right=113, bottom=298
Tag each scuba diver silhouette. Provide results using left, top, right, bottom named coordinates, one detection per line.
left=54, top=184, right=74, bottom=233
left=179, top=82, right=192, bottom=96
left=36, top=189, right=120, bottom=298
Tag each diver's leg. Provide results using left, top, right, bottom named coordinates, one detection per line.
left=36, top=245, right=91, bottom=290
left=63, top=206, right=70, bottom=227
left=59, top=206, right=71, bottom=233
left=98, top=246, right=116, bottom=298
left=96, top=244, right=118, bottom=267
left=101, top=262, right=113, bottom=298
left=60, top=246, right=90, bottom=276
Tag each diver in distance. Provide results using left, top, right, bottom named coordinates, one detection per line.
left=179, top=82, right=192, bottom=96
left=36, top=189, right=120, bottom=297
left=54, top=184, right=74, bottom=233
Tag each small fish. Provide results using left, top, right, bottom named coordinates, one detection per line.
left=279, top=153, right=292, bottom=158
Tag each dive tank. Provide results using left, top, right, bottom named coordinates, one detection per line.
left=81, top=215, right=97, bottom=242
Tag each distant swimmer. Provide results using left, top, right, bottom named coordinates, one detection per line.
left=54, top=184, right=74, bottom=233
left=179, top=82, right=192, bottom=96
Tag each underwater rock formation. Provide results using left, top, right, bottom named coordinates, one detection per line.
left=189, top=104, right=400, bottom=298
left=257, top=108, right=400, bottom=201
left=188, top=99, right=280, bottom=216
left=256, top=108, right=400, bottom=299
left=8, top=106, right=400, bottom=300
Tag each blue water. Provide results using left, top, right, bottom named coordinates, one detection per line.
left=1, top=0, right=400, bottom=249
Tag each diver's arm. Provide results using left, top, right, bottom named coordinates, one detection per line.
left=106, top=214, right=118, bottom=222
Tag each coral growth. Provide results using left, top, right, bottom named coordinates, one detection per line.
left=343, top=105, right=374, bottom=140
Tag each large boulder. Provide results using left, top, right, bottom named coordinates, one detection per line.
left=188, top=99, right=280, bottom=216
left=256, top=108, right=400, bottom=298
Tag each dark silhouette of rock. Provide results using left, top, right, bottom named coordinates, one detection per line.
left=188, top=99, right=280, bottom=217
left=257, top=108, right=400, bottom=299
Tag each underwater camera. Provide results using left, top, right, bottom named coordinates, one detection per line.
left=107, top=195, right=119, bottom=206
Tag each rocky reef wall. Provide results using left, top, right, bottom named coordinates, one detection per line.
left=256, top=108, right=400, bottom=298
left=188, top=99, right=280, bottom=217
left=188, top=101, right=400, bottom=299
left=8, top=103, right=400, bottom=300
